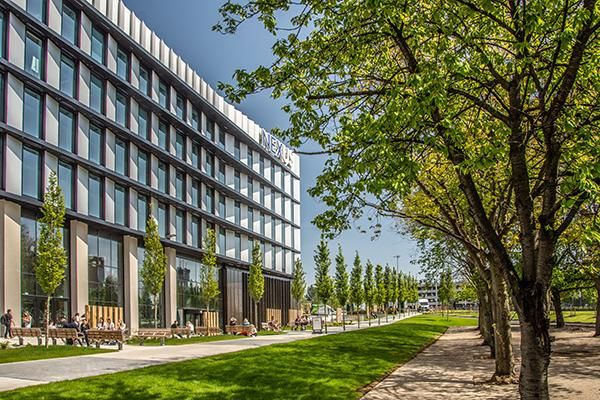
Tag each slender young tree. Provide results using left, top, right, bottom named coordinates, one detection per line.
left=201, top=228, right=221, bottom=327
left=384, top=265, right=394, bottom=321
left=249, top=243, right=265, bottom=328
left=141, top=214, right=167, bottom=328
left=35, top=173, right=67, bottom=347
left=349, top=252, right=363, bottom=328
left=334, top=245, right=350, bottom=330
left=363, top=261, right=375, bottom=326
left=438, top=268, right=455, bottom=319
left=314, top=239, right=334, bottom=329
left=291, top=258, right=306, bottom=316
left=374, top=264, right=386, bottom=325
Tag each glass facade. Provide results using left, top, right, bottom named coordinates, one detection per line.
left=88, top=173, right=102, bottom=218
left=23, top=88, right=42, bottom=138
left=22, top=147, right=40, bottom=199
left=25, top=32, right=43, bottom=79
left=138, top=150, right=148, bottom=185
left=176, top=256, right=222, bottom=327
left=117, top=47, right=129, bottom=80
left=91, top=26, right=105, bottom=64
left=115, top=138, right=127, bottom=176
left=58, top=108, right=74, bottom=152
left=139, top=66, right=149, bottom=95
left=90, top=74, right=104, bottom=113
left=89, top=124, right=103, bottom=165
left=88, top=232, right=123, bottom=307
left=60, top=55, right=76, bottom=97
left=61, top=3, right=78, bottom=45
left=26, top=0, right=46, bottom=22
left=58, top=161, right=73, bottom=209
left=137, top=194, right=148, bottom=232
left=115, top=184, right=127, bottom=226
left=137, top=246, right=165, bottom=328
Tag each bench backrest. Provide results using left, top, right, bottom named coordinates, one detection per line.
left=12, top=328, right=43, bottom=337
left=225, top=325, right=254, bottom=332
left=171, top=328, right=191, bottom=335
left=136, top=329, right=171, bottom=337
left=87, top=329, right=125, bottom=341
left=47, top=328, right=79, bottom=338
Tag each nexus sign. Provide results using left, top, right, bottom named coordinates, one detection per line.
left=260, top=129, right=294, bottom=168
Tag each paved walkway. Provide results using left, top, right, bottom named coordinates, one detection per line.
left=362, top=326, right=600, bottom=400
left=0, top=314, right=413, bottom=392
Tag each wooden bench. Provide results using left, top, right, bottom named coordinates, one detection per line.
left=47, top=328, right=81, bottom=346
left=87, top=329, right=126, bottom=350
left=195, top=326, right=222, bottom=336
left=225, top=325, right=256, bottom=336
left=11, top=328, right=42, bottom=346
left=133, top=329, right=171, bottom=345
left=171, top=327, right=191, bottom=338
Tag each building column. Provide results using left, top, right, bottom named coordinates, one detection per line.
left=164, top=247, right=177, bottom=326
left=123, top=235, right=139, bottom=331
left=70, top=220, right=88, bottom=317
left=0, top=200, right=21, bottom=326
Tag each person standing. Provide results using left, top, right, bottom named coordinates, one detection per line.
left=1, top=309, right=14, bottom=338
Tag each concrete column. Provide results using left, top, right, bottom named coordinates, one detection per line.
left=164, top=247, right=177, bottom=326
left=123, top=235, right=138, bottom=331
left=70, top=220, right=88, bottom=316
left=0, top=200, right=21, bottom=327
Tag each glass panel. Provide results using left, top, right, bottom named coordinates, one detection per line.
left=117, top=47, right=129, bottom=80
left=191, top=108, right=199, bottom=130
left=88, top=232, right=123, bottom=308
left=234, top=171, right=240, bottom=192
left=191, top=216, right=200, bottom=248
left=58, top=108, right=74, bottom=152
left=205, top=187, right=214, bottom=213
left=176, top=94, right=184, bottom=119
left=248, top=207, right=254, bottom=231
left=115, top=185, right=126, bottom=226
left=115, top=138, right=127, bottom=175
left=235, top=233, right=241, bottom=259
left=138, top=151, right=148, bottom=185
left=205, top=118, right=214, bottom=140
left=23, top=89, right=41, bottom=138
left=27, top=0, right=46, bottom=22
left=89, top=124, right=103, bottom=165
left=191, top=144, right=199, bottom=167
left=91, top=26, right=105, bottom=64
left=137, top=195, right=147, bottom=232
left=234, top=201, right=240, bottom=225
left=157, top=203, right=167, bottom=238
left=219, top=194, right=225, bottom=218
left=88, top=174, right=102, bottom=218
left=158, top=120, right=168, bottom=150
left=90, top=74, right=104, bottom=113
left=139, top=66, right=149, bottom=95
left=138, top=107, right=148, bottom=137
left=175, top=132, right=184, bottom=159
left=219, top=228, right=225, bottom=255
left=175, top=210, right=184, bottom=243
left=159, top=81, right=168, bottom=108
left=191, top=180, right=199, bottom=207
left=25, top=32, right=43, bottom=79
left=61, top=4, right=77, bottom=44
left=175, top=170, right=184, bottom=200
left=158, top=161, right=167, bottom=193
left=58, top=162, right=73, bottom=209
left=247, top=148, right=253, bottom=167
left=59, top=55, right=76, bottom=97
left=218, top=163, right=225, bottom=183
left=234, top=139, right=240, bottom=160
left=116, top=91, right=127, bottom=127
left=219, top=129, right=225, bottom=149
left=205, top=153, right=213, bottom=177
left=0, top=14, right=5, bottom=59
left=22, top=147, right=40, bottom=199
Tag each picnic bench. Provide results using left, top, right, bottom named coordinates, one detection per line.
left=171, top=327, right=191, bottom=338
left=225, top=325, right=256, bottom=336
left=11, top=328, right=43, bottom=345
left=87, top=329, right=126, bottom=350
left=133, top=329, right=171, bottom=345
left=195, top=326, right=222, bottom=336
left=47, top=328, right=81, bottom=346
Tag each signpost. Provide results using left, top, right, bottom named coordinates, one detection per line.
left=312, top=316, right=323, bottom=334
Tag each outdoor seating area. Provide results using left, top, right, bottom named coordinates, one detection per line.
left=225, top=325, right=256, bottom=336
left=46, top=328, right=81, bottom=346
left=11, top=328, right=43, bottom=346
left=133, top=329, right=172, bottom=346
left=87, top=329, right=126, bottom=350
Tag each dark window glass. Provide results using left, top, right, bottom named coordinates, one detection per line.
left=191, top=108, right=199, bottom=130
left=137, top=107, right=148, bottom=137
left=205, top=187, right=214, bottom=213
left=158, top=161, right=168, bottom=193
left=176, top=93, right=184, bottom=119
left=205, top=152, right=213, bottom=177
left=89, top=124, right=103, bottom=165
left=22, top=147, right=40, bottom=199
left=158, top=80, right=168, bottom=108
left=234, top=233, right=241, bottom=259
left=115, top=184, right=127, bottom=226
left=219, top=194, right=225, bottom=218
left=260, top=184, right=265, bottom=206
left=218, top=128, right=225, bottom=149
left=137, top=150, right=148, bottom=185
left=218, top=228, right=226, bottom=255
left=0, top=14, right=5, bottom=59
left=218, top=162, right=225, bottom=183
left=248, top=207, right=254, bottom=231
left=234, top=201, right=240, bottom=225
left=115, top=138, right=127, bottom=176
left=88, top=232, right=123, bottom=307
left=88, top=174, right=102, bottom=218
left=58, top=108, right=74, bottom=152
left=91, top=26, right=105, bottom=64
left=175, top=132, right=184, bottom=159
left=90, top=74, right=104, bottom=113
left=137, top=194, right=147, bottom=232
left=61, top=4, right=78, bottom=44
left=259, top=155, right=265, bottom=175
left=191, top=143, right=199, bottom=168
left=191, top=215, right=200, bottom=248
left=247, top=148, right=253, bottom=168
left=139, top=66, right=149, bottom=95
left=27, top=0, right=46, bottom=22
left=157, top=202, right=167, bottom=238
left=191, top=180, right=199, bottom=207
left=57, top=162, right=73, bottom=210
left=116, top=91, right=128, bottom=127
left=175, top=170, right=184, bottom=201
left=25, top=32, right=43, bottom=79
left=0, top=134, right=3, bottom=188
left=116, top=47, right=129, bottom=81
left=158, top=120, right=168, bottom=150
left=234, top=139, right=240, bottom=160
left=247, top=178, right=254, bottom=200
left=23, top=88, right=42, bottom=138
left=234, top=170, right=240, bottom=192
left=205, top=118, right=214, bottom=140
left=175, top=209, right=184, bottom=243
left=59, top=55, right=76, bottom=97
left=260, top=213, right=265, bottom=235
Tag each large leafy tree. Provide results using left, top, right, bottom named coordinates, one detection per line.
left=314, top=239, right=334, bottom=311
left=348, top=252, right=363, bottom=327
left=141, top=214, right=167, bottom=328
left=35, top=173, right=67, bottom=346
left=291, top=258, right=307, bottom=315
left=334, top=245, right=349, bottom=328
left=249, top=243, right=265, bottom=326
left=201, top=228, right=221, bottom=320
left=216, top=1, right=600, bottom=396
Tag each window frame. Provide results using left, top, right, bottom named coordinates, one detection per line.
left=23, top=87, right=43, bottom=138
left=58, top=107, right=75, bottom=152
left=91, top=25, right=106, bottom=65
left=24, top=30, right=44, bottom=80
left=59, top=54, right=77, bottom=98
left=61, top=2, right=79, bottom=45
left=116, top=46, right=130, bottom=81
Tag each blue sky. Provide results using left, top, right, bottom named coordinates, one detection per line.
left=122, top=0, right=421, bottom=282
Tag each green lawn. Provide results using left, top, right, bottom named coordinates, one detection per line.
left=3, top=315, right=476, bottom=400
left=550, top=310, right=596, bottom=324
left=0, top=345, right=114, bottom=364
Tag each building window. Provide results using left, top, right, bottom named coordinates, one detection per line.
left=175, top=209, right=184, bottom=243
left=234, top=139, right=240, bottom=160
left=260, top=213, right=265, bottom=235
left=116, top=47, right=129, bottom=81
left=191, top=215, right=200, bottom=248
left=116, top=91, right=128, bottom=127
left=88, top=232, right=123, bottom=307
left=191, top=179, right=199, bottom=207
left=176, top=257, right=220, bottom=317
left=58, top=108, right=74, bottom=152
left=59, top=55, right=76, bottom=97
left=234, top=170, right=240, bottom=192
left=248, top=207, right=254, bottom=231
left=90, top=74, right=104, bottom=114
left=23, top=88, right=42, bottom=138
left=175, top=170, right=184, bottom=201
left=137, top=194, right=148, bottom=232
left=27, top=0, right=46, bottom=22
left=271, top=217, right=276, bottom=239
left=158, top=120, right=168, bottom=150
left=22, top=147, right=40, bottom=199
left=205, top=187, right=214, bottom=214
left=234, top=201, right=241, bottom=225
left=191, top=143, right=199, bottom=168
left=89, top=124, right=103, bottom=165
left=235, top=233, right=241, bottom=259
left=260, top=184, right=265, bottom=206
left=115, top=138, right=127, bottom=176
left=247, top=178, right=253, bottom=200
left=247, top=148, right=254, bottom=168
left=0, top=13, right=5, bottom=59
left=88, top=173, right=103, bottom=218
left=158, top=80, right=168, bottom=108
left=25, top=31, right=43, bottom=79
left=218, top=194, right=225, bottom=218
left=218, top=129, right=225, bottom=149
left=205, top=152, right=214, bottom=177
left=137, top=150, right=148, bottom=185
left=191, top=108, right=199, bottom=130
left=218, top=162, right=225, bottom=184
left=218, top=228, right=226, bottom=255
left=139, top=65, right=150, bottom=95
left=114, top=184, right=127, bottom=226
left=61, top=3, right=78, bottom=45
left=158, top=161, right=168, bottom=193
left=175, top=93, right=185, bottom=120
left=175, top=131, right=184, bottom=159
left=157, top=202, right=167, bottom=238
left=205, top=118, right=214, bottom=140
left=259, top=155, right=265, bottom=176
left=272, top=246, right=277, bottom=270
left=138, top=247, right=165, bottom=327
left=137, top=107, right=149, bottom=137
left=91, top=26, right=105, bottom=64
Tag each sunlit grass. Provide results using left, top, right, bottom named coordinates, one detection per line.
left=0, top=345, right=114, bottom=364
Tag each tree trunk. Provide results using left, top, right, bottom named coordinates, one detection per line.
left=595, top=278, right=600, bottom=337
left=45, top=296, right=51, bottom=348
left=490, top=265, right=514, bottom=381
left=517, top=290, right=552, bottom=400
left=477, top=283, right=495, bottom=357
left=368, top=306, right=371, bottom=326
left=357, top=306, right=360, bottom=328
left=551, top=288, right=565, bottom=329
left=254, top=300, right=258, bottom=331
left=154, top=295, right=158, bottom=328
